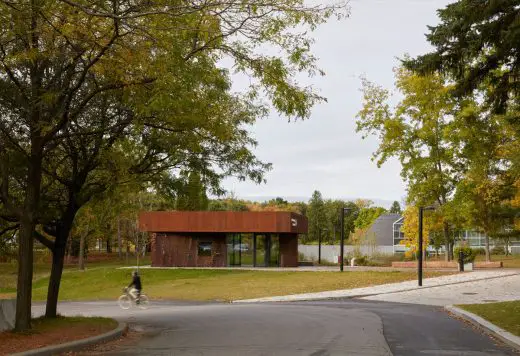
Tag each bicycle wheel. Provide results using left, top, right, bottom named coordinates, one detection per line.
left=137, top=294, right=150, bottom=310
left=118, top=294, right=132, bottom=310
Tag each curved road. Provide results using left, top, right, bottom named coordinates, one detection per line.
left=35, top=300, right=516, bottom=355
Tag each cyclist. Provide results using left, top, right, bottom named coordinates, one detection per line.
left=127, top=270, right=142, bottom=304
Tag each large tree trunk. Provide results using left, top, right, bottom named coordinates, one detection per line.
left=45, top=237, right=66, bottom=318
left=15, top=150, right=43, bottom=331
left=117, top=216, right=122, bottom=259
left=44, top=191, right=79, bottom=318
left=443, top=222, right=450, bottom=261
left=78, top=223, right=88, bottom=271
left=484, top=235, right=491, bottom=262
left=15, top=219, right=35, bottom=331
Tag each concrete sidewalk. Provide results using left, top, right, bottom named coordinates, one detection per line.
left=233, top=270, right=519, bottom=303
left=362, top=272, right=520, bottom=306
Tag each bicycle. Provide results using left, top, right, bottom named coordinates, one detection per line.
left=118, top=287, right=150, bottom=310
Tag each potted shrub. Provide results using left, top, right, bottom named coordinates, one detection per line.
left=454, top=246, right=477, bottom=271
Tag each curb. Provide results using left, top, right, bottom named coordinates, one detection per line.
left=12, top=321, right=128, bottom=356
left=446, top=305, right=520, bottom=352
left=233, top=271, right=520, bottom=303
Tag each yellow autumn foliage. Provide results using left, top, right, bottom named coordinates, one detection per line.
left=401, top=205, right=443, bottom=257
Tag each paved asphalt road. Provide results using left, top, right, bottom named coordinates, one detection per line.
left=35, top=300, right=517, bottom=356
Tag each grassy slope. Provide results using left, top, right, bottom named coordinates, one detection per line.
left=1, top=258, right=450, bottom=302
left=25, top=268, right=449, bottom=301
left=0, top=256, right=151, bottom=295
left=460, top=301, right=520, bottom=337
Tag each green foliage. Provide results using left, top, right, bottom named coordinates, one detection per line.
left=306, top=190, right=326, bottom=243
left=454, top=246, right=477, bottom=263
left=356, top=67, right=460, bottom=254
left=491, top=246, right=506, bottom=255
left=354, top=207, right=387, bottom=230
left=389, top=201, right=402, bottom=214
left=176, top=172, right=209, bottom=211
left=208, top=199, right=249, bottom=212
left=404, top=0, right=520, bottom=114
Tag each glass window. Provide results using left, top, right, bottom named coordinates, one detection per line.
left=198, top=242, right=212, bottom=256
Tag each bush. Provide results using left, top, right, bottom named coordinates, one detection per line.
left=353, top=256, right=369, bottom=266
left=491, top=246, right=506, bottom=255
left=474, top=247, right=486, bottom=255
left=454, top=246, right=477, bottom=263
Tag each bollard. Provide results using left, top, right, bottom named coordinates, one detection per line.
left=458, top=250, right=464, bottom=272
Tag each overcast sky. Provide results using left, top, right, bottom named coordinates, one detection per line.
left=220, top=0, right=453, bottom=206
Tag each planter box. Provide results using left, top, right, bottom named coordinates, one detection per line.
left=474, top=261, right=503, bottom=268
left=0, top=299, right=15, bottom=331
left=392, top=261, right=457, bottom=269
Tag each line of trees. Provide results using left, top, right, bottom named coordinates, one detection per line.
left=356, top=0, right=520, bottom=261
left=0, top=0, right=348, bottom=331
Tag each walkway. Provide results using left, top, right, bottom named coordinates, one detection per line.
left=234, top=270, right=519, bottom=304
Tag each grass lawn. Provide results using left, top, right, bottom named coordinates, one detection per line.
left=475, top=255, right=520, bottom=268
left=0, top=316, right=117, bottom=355
left=0, top=255, right=151, bottom=297
left=459, top=301, right=520, bottom=337
left=1, top=262, right=450, bottom=301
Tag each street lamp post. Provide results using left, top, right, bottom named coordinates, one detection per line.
left=418, top=206, right=435, bottom=286
left=340, top=207, right=352, bottom=272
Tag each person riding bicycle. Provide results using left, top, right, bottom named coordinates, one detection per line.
left=127, top=270, right=142, bottom=304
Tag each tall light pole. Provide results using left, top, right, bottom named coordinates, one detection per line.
left=340, top=207, right=352, bottom=272
left=418, top=206, right=435, bottom=286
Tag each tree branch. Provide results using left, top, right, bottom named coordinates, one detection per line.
left=34, top=230, right=56, bottom=250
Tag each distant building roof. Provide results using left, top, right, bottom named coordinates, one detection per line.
left=366, top=214, right=402, bottom=246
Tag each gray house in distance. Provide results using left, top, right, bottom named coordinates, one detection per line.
left=371, top=214, right=520, bottom=254
left=364, top=213, right=405, bottom=254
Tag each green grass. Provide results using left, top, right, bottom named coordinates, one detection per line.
left=459, top=301, right=520, bottom=337
left=1, top=257, right=451, bottom=302
left=475, top=254, right=520, bottom=268
left=0, top=255, right=150, bottom=297
left=24, top=268, right=448, bottom=302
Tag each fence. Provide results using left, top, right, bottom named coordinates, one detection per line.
left=298, top=245, right=394, bottom=263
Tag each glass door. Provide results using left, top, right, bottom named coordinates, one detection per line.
left=227, top=234, right=241, bottom=266
left=269, top=234, right=279, bottom=267
left=255, top=234, right=274, bottom=267
left=240, top=234, right=254, bottom=266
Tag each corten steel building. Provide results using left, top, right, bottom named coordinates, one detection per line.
left=139, top=211, right=308, bottom=268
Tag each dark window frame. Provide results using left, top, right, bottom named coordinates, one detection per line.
left=198, top=241, right=213, bottom=256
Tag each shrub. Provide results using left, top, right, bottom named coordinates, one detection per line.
left=454, top=246, right=477, bottom=263
left=353, top=256, right=369, bottom=266
left=474, top=247, right=486, bottom=255
left=491, top=246, right=506, bottom=255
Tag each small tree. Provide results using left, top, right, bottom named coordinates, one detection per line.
left=389, top=201, right=402, bottom=214
left=307, top=191, right=326, bottom=243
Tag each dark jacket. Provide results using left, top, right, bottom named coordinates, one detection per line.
left=128, top=275, right=142, bottom=290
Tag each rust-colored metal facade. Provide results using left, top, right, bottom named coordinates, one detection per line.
left=140, top=211, right=307, bottom=268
